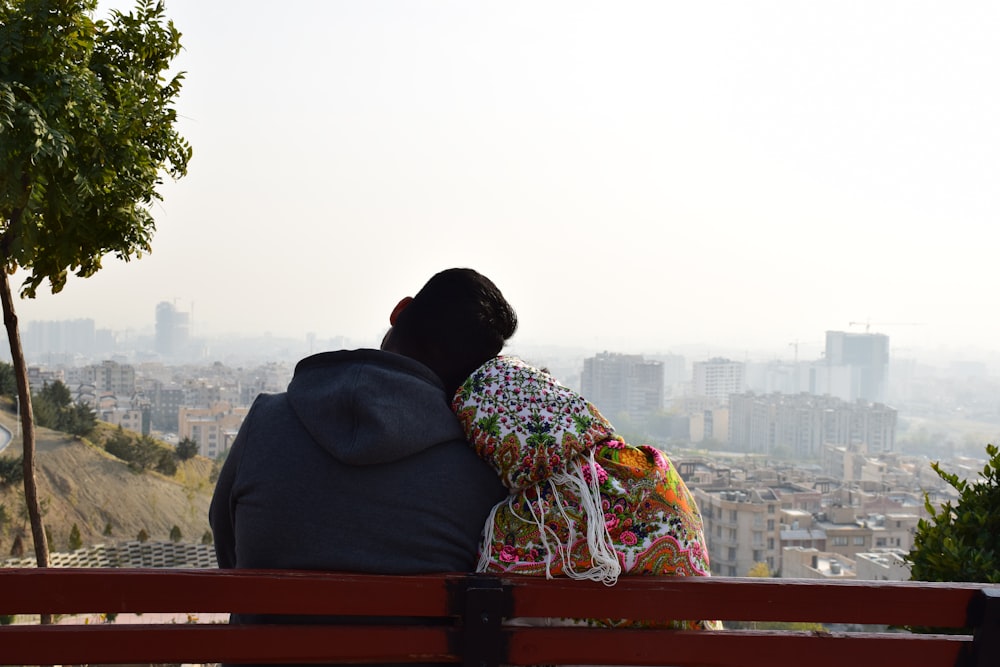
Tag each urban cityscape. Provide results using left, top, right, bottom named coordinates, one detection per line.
left=6, top=299, right=998, bottom=584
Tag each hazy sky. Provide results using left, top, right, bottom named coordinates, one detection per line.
left=13, top=1, right=1000, bottom=363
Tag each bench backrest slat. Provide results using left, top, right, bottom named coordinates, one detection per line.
left=1, top=568, right=996, bottom=667
left=510, top=576, right=982, bottom=628
left=507, top=628, right=970, bottom=667
left=0, top=624, right=456, bottom=665
left=1, top=568, right=456, bottom=616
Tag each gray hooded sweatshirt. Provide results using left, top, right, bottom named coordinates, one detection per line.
left=210, top=349, right=506, bottom=574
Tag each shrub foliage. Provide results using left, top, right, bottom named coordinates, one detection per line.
left=907, top=443, right=1000, bottom=583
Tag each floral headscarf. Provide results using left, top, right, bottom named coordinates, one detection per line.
left=453, top=355, right=712, bottom=589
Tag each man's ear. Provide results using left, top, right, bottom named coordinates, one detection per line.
left=389, top=296, right=413, bottom=325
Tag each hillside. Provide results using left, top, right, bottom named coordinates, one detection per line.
left=0, top=406, right=218, bottom=558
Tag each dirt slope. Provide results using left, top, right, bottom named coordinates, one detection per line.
left=0, top=408, right=217, bottom=556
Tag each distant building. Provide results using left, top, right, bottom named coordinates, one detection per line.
left=155, top=302, right=190, bottom=359
left=694, top=487, right=782, bottom=576
left=580, top=352, right=663, bottom=425
left=854, top=549, right=911, bottom=581
left=692, top=357, right=745, bottom=405
left=782, top=547, right=856, bottom=579
left=689, top=406, right=729, bottom=444
left=824, top=331, right=890, bottom=404
left=178, top=402, right=249, bottom=459
left=648, top=353, right=686, bottom=397
left=142, top=379, right=185, bottom=432
left=66, top=360, right=137, bottom=396
left=729, top=392, right=897, bottom=457
left=779, top=509, right=827, bottom=555
left=22, top=318, right=98, bottom=361
left=814, top=505, right=874, bottom=559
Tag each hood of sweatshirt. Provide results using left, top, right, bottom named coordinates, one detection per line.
left=287, top=349, right=464, bottom=465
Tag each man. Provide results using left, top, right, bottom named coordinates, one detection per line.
left=209, top=268, right=516, bottom=577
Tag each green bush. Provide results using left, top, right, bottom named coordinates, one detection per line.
left=907, top=443, right=1000, bottom=584
left=0, top=456, right=23, bottom=488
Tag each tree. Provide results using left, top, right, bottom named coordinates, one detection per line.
left=10, top=533, right=24, bottom=557
left=154, top=447, right=177, bottom=475
left=0, top=361, right=15, bottom=396
left=67, top=522, right=82, bottom=550
left=0, top=0, right=191, bottom=577
left=39, top=380, right=71, bottom=410
left=32, top=382, right=96, bottom=436
left=62, top=402, right=97, bottom=437
left=136, top=528, right=149, bottom=543
left=175, top=436, right=198, bottom=461
left=104, top=425, right=135, bottom=461
left=169, top=524, right=181, bottom=542
left=906, top=443, right=1000, bottom=584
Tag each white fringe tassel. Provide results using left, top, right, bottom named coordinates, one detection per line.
left=477, top=450, right=622, bottom=586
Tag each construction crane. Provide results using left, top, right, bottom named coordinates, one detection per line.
left=848, top=320, right=923, bottom=334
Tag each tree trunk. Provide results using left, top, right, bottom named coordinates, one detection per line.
left=0, top=269, right=51, bottom=624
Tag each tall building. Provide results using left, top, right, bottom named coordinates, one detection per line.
left=580, top=352, right=663, bottom=425
left=155, top=302, right=190, bottom=359
left=692, top=357, right=745, bottom=404
left=824, top=331, right=889, bottom=404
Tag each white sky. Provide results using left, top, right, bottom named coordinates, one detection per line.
left=13, top=1, right=1000, bottom=363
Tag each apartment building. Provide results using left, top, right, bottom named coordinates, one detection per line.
left=814, top=505, right=874, bottom=559
left=177, top=402, right=249, bottom=459
left=729, top=392, right=897, bottom=457
left=692, top=357, right=745, bottom=405
left=580, top=352, right=663, bottom=425
left=693, top=487, right=782, bottom=576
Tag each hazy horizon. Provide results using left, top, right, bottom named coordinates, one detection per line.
left=11, top=1, right=1000, bottom=365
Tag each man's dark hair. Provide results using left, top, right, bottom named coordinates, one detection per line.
left=389, top=268, right=517, bottom=397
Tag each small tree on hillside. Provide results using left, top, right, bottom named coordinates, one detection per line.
left=10, top=533, right=23, bottom=557
left=68, top=522, right=82, bottom=551
left=0, top=455, right=23, bottom=487
left=175, top=436, right=198, bottom=461
left=169, top=524, right=182, bottom=542
left=0, top=0, right=191, bottom=574
left=906, top=443, right=1000, bottom=584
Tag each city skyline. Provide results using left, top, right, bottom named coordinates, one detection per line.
left=9, top=1, right=1000, bottom=363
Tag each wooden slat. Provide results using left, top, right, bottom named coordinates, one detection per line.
left=0, top=624, right=458, bottom=665
left=506, top=627, right=971, bottom=667
left=0, top=568, right=457, bottom=616
left=507, top=576, right=983, bottom=628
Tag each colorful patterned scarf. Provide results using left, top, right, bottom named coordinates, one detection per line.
left=453, top=356, right=717, bottom=629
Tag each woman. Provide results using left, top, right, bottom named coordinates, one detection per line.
left=452, top=355, right=718, bottom=630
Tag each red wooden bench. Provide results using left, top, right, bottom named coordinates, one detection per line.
left=1, top=568, right=997, bottom=666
